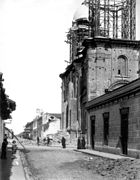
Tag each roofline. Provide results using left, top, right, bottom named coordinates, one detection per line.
left=83, top=37, right=140, bottom=48
left=59, top=56, right=83, bottom=79
left=86, top=78, right=140, bottom=110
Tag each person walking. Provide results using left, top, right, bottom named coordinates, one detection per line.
left=77, top=136, right=81, bottom=149
left=81, top=136, right=86, bottom=149
left=12, top=140, right=17, bottom=154
left=47, top=137, right=50, bottom=146
left=1, top=138, right=8, bottom=159
left=61, top=137, right=66, bottom=148
left=37, top=136, right=40, bottom=146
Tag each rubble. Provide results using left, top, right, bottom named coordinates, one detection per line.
left=13, top=138, right=37, bottom=146
left=80, top=156, right=140, bottom=179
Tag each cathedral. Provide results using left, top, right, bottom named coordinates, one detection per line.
left=60, top=0, right=140, bottom=157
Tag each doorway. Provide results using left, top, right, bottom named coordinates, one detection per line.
left=103, top=112, right=109, bottom=145
left=120, top=108, right=129, bottom=155
left=90, top=115, right=95, bottom=149
left=66, top=105, right=68, bottom=128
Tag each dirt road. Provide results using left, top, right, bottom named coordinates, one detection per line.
left=23, top=146, right=108, bottom=180
left=22, top=146, right=140, bottom=180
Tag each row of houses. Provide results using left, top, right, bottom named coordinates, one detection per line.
left=20, top=112, right=61, bottom=140
left=0, top=73, right=16, bottom=146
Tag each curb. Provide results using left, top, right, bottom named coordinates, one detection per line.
left=19, top=150, right=34, bottom=180
left=74, top=149, right=135, bottom=160
left=74, top=149, right=116, bottom=159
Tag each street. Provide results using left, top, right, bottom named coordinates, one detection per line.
left=23, top=146, right=104, bottom=180
left=21, top=145, right=140, bottom=180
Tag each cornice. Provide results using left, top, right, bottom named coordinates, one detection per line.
left=83, top=37, right=140, bottom=49
left=86, top=78, right=140, bottom=110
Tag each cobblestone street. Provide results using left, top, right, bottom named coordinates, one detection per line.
left=20, top=145, right=140, bottom=180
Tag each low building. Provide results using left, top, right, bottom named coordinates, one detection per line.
left=22, top=112, right=61, bottom=141
left=86, top=78, right=140, bottom=157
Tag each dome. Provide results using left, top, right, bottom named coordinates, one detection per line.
left=73, top=4, right=89, bottom=22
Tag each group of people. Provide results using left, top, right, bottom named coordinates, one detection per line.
left=37, top=136, right=52, bottom=146
left=36, top=135, right=86, bottom=149
left=1, top=134, right=17, bottom=160
left=37, top=135, right=67, bottom=148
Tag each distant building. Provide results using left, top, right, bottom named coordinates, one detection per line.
left=23, top=121, right=33, bottom=139
left=42, top=113, right=61, bottom=138
left=22, top=112, right=61, bottom=140
left=37, top=116, right=42, bottom=138
left=32, top=116, right=38, bottom=140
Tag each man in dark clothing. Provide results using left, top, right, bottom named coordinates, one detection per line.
left=37, top=136, right=40, bottom=146
left=61, top=137, right=66, bottom=148
left=47, top=137, right=50, bottom=146
left=1, top=138, right=8, bottom=159
left=81, top=136, right=86, bottom=149
left=77, top=137, right=81, bottom=149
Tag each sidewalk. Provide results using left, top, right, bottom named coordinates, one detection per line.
left=74, top=148, right=135, bottom=160
left=0, top=146, right=26, bottom=180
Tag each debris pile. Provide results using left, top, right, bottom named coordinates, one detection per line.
left=16, top=138, right=36, bottom=146
left=80, top=156, right=140, bottom=180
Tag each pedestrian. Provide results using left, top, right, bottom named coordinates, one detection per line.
left=47, top=137, right=50, bottom=146
left=12, top=140, right=17, bottom=154
left=77, top=136, right=81, bottom=149
left=1, top=138, right=8, bottom=159
left=37, top=136, right=40, bottom=146
left=61, top=136, right=66, bottom=148
left=81, top=136, right=86, bottom=149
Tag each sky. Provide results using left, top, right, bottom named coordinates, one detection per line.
left=0, top=0, right=140, bottom=134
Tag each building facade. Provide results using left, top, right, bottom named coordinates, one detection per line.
left=86, top=78, right=140, bottom=157
left=42, top=113, right=61, bottom=138
left=60, top=37, right=140, bottom=146
left=60, top=0, right=140, bottom=156
left=23, top=113, right=61, bottom=140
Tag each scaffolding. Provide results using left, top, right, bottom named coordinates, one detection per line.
left=66, top=0, right=136, bottom=62
left=86, top=0, right=136, bottom=40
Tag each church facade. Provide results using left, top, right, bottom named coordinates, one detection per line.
left=60, top=1, right=140, bottom=156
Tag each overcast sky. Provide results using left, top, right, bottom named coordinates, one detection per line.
left=0, top=0, right=140, bottom=134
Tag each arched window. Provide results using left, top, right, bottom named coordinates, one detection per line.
left=117, top=55, right=128, bottom=76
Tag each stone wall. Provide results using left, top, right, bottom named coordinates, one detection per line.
left=87, top=40, right=139, bottom=101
